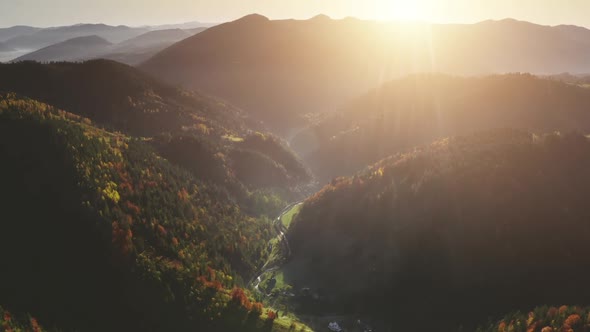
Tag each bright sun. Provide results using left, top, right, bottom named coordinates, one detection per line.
left=375, top=0, right=425, bottom=22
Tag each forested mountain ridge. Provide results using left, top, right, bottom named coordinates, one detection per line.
left=286, top=129, right=590, bottom=331
left=0, top=60, right=313, bottom=217
left=0, top=94, right=310, bottom=332
left=0, top=59, right=249, bottom=136
left=292, top=73, right=590, bottom=181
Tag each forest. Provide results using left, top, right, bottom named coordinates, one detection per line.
left=5, top=8, right=590, bottom=332
left=287, top=130, right=590, bottom=330
left=0, top=94, right=310, bottom=332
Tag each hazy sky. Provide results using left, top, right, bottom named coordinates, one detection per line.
left=2, top=0, right=590, bottom=28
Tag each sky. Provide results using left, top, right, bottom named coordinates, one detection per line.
left=2, top=0, right=590, bottom=28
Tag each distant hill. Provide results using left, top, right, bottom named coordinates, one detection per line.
left=101, top=28, right=204, bottom=65
left=286, top=129, right=590, bottom=331
left=0, top=25, right=40, bottom=42
left=148, top=21, right=218, bottom=30
left=117, top=28, right=191, bottom=47
left=0, top=41, right=14, bottom=52
left=142, top=15, right=590, bottom=132
left=4, top=23, right=149, bottom=50
left=546, top=72, right=590, bottom=85
left=13, top=35, right=112, bottom=62
left=7, top=28, right=205, bottom=65
left=291, top=73, right=590, bottom=181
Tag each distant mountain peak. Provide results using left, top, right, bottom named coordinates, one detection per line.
left=478, top=18, right=536, bottom=26
left=72, top=23, right=109, bottom=27
left=310, top=14, right=332, bottom=21
left=234, top=14, right=269, bottom=23
left=71, top=35, right=111, bottom=44
left=29, top=34, right=113, bottom=49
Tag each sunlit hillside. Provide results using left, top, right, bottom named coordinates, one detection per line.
left=142, top=16, right=590, bottom=132
left=292, top=73, right=590, bottom=181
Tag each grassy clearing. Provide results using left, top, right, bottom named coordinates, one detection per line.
left=271, top=314, right=313, bottom=332
left=264, top=237, right=284, bottom=267
left=280, top=204, right=302, bottom=229
left=222, top=134, right=244, bottom=142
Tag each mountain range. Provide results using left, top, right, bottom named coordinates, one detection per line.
left=0, top=22, right=213, bottom=63
left=5, top=12, right=590, bottom=332
left=12, top=28, right=206, bottom=64
left=0, top=25, right=41, bottom=42
left=142, top=15, right=590, bottom=133
left=4, top=24, right=149, bottom=50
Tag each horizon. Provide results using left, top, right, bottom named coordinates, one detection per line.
left=2, top=14, right=590, bottom=31
left=2, top=0, right=590, bottom=29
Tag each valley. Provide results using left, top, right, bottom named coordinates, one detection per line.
left=4, top=7, right=590, bottom=332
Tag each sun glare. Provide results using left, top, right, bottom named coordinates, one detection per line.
left=375, top=0, right=426, bottom=22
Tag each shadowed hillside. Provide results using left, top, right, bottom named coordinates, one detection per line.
left=286, top=130, right=590, bottom=331
left=0, top=59, right=248, bottom=136
left=0, top=94, right=310, bottom=332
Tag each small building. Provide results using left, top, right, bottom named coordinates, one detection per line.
left=328, top=322, right=342, bottom=332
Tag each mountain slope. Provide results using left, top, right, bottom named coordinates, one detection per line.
left=13, top=35, right=112, bottom=62
left=479, top=305, right=590, bottom=332
left=116, top=28, right=191, bottom=47
left=0, top=59, right=312, bottom=212
left=292, top=73, right=590, bottom=181
left=0, top=94, right=297, bottom=332
left=0, top=59, right=247, bottom=136
left=0, top=41, right=14, bottom=52
left=101, top=28, right=200, bottom=65
left=286, top=130, right=590, bottom=331
left=142, top=16, right=590, bottom=132
left=184, top=27, right=209, bottom=35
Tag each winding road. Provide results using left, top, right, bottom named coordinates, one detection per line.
left=250, top=201, right=303, bottom=294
